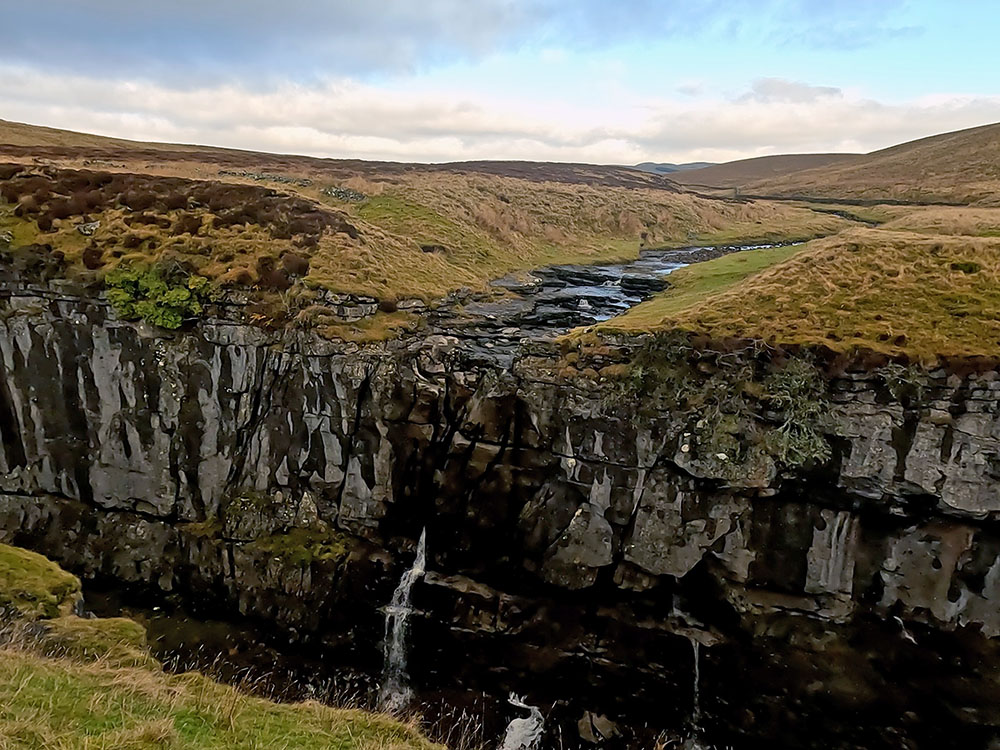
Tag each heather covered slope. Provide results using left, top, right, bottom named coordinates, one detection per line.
left=749, top=122, right=1000, bottom=204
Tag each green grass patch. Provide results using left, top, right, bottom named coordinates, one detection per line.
left=246, top=529, right=351, bottom=567
left=0, top=649, right=438, bottom=749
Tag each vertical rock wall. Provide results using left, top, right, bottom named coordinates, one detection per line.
left=3, top=278, right=1000, bottom=748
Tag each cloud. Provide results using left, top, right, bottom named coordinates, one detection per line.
left=2, top=64, right=997, bottom=165
left=1, top=0, right=915, bottom=82
left=743, top=78, right=842, bottom=103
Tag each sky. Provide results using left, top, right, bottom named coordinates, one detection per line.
left=3, top=0, right=1000, bottom=164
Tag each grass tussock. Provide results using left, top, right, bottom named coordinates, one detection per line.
left=0, top=543, right=439, bottom=750
left=607, top=228, right=1000, bottom=362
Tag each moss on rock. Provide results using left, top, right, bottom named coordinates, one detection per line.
left=0, top=544, right=81, bottom=619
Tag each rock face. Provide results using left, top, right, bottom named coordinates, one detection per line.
left=3, top=275, right=1000, bottom=749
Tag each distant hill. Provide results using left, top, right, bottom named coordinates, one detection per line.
left=671, top=153, right=860, bottom=188
left=633, top=161, right=715, bottom=175
left=0, top=119, right=682, bottom=192
left=747, top=123, right=1000, bottom=205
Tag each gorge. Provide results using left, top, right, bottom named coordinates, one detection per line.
left=2, top=247, right=1000, bottom=749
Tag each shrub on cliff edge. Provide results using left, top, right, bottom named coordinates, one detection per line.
left=104, top=264, right=212, bottom=329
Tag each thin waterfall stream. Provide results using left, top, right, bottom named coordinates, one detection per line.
left=691, top=637, right=701, bottom=729
left=378, top=528, right=427, bottom=713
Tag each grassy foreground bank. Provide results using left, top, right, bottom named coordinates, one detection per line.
left=0, top=544, right=437, bottom=750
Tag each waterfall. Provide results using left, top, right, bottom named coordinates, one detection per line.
left=690, top=637, right=701, bottom=728
left=499, top=694, right=545, bottom=750
left=683, top=635, right=710, bottom=750
left=378, top=528, right=427, bottom=714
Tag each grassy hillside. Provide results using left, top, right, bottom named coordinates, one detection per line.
left=0, top=543, right=437, bottom=750
left=0, top=126, right=848, bottom=304
left=748, top=123, right=1000, bottom=205
left=673, top=153, right=859, bottom=189
left=603, top=221, right=1000, bottom=363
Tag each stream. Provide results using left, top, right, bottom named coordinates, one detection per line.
left=428, top=242, right=800, bottom=362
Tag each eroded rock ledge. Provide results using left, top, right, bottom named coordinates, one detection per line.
left=2, top=277, right=1000, bottom=749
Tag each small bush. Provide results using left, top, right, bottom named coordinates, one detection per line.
left=257, top=260, right=291, bottom=291
left=0, top=182, right=20, bottom=202
left=160, top=192, right=188, bottom=211
left=281, top=253, right=310, bottom=276
left=14, top=196, right=39, bottom=216
left=121, top=190, right=155, bottom=212
left=950, top=261, right=981, bottom=274
left=82, top=246, right=105, bottom=270
left=47, top=199, right=74, bottom=220
left=104, top=265, right=212, bottom=329
left=172, top=213, right=203, bottom=236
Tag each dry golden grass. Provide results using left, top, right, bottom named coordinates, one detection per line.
left=672, top=153, right=860, bottom=188
left=749, top=122, right=1000, bottom=205
left=306, top=172, right=848, bottom=299
left=611, top=227, right=1000, bottom=362
left=878, top=206, right=1000, bottom=237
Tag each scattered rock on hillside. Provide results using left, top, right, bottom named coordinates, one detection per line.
left=321, top=186, right=367, bottom=202
left=218, top=169, right=312, bottom=187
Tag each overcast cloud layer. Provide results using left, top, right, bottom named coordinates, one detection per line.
left=3, top=0, right=999, bottom=163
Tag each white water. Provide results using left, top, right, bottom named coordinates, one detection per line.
left=378, top=528, right=427, bottom=713
left=500, top=694, right=545, bottom=750
left=690, top=637, right=701, bottom=728
left=680, top=633, right=711, bottom=750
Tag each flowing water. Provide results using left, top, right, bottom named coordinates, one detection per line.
left=691, top=637, right=701, bottom=729
left=378, top=528, right=428, bottom=713
left=499, top=694, right=545, bottom=750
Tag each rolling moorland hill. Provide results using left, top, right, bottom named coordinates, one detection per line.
left=671, top=153, right=860, bottom=189
left=0, top=119, right=846, bottom=306
left=747, top=122, right=1000, bottom=205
